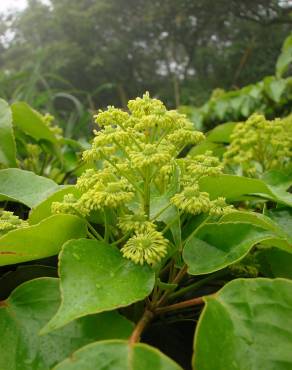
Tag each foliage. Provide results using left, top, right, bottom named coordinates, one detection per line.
left=0, top=0, right=291, bottom=118
left=0, top=92, right=292, bottom=370
left=223, top=113, right=292, bottom=176
left=0, top=97, right=87, bottom=183
left=182, top=32, right=292, bottom=130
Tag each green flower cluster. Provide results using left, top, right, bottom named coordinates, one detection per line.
left=224, top=113, right=292, bottom=176
left=53, top=93, right=231, bottom=265
left=0, top=211, right=28, bottom=237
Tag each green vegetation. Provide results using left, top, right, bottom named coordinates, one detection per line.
left=0, top=3, right=292, bottom=369
left=1, top=81, right=292, bottom=368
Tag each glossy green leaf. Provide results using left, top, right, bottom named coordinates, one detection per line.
left=189, top=141, right=225, bottom=157
left=0, top=168, right=59, bottom=207
left=0, top=278, right=133, bottom=370
left=194, top=278, right=292, bottom=370
left=54, top=340, right=182, bottom=370
left=0, top=99, right=17, bottom=167
left=220, top=211, right=280, bottom=233
left=11, top=102, right=57, bottom=143
left=0, top=214, right=87, bottom=266
left=220, top=211, right=292, bottom=252
left=206, top=122, right=236, bottom=143
left=183, top=222, right=275, bottom=275
left=199, top=174, right=292, bottom=206
left=0, top=265, right=57, bottom=300
left=29, top=186, right=80, bottom=224
left=42, top=239, right=155, bottom=333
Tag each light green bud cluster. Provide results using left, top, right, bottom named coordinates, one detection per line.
left=43, top=113, right=63, bottom=136
left=171, top=185, right=210, bottom=215
left=0, top=211, right=28, bottom=236
left=224, top=113, right=292, bottom=176
left=209, top=197, right=234, bottom=216
left=51, top=194, right=81, bottom=216
left=118, top=213, right=156, bottom=234
left=121, top=229, right=168, bottom=265
left=22, top=144, right=42, bottom=171
left=54, top=92, right=230, bottom=265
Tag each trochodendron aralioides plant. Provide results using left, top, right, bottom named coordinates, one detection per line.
left=1, top=93, right=292, bottom=370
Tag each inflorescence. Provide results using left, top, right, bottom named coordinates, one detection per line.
left=224, top=113, right=292, bottom=177
left=0, top=210, right=28, bottom=237
left=52, top=92, right=232, bottom=265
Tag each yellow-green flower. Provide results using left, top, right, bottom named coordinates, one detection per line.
left=118, top=213, right=156, bottom=233
left=0, top=211, right=28, bottom=236
left=209, top=197, right=234, bottom=216
left=121, top=230, right=168, bottom=265
left=78, top=180, right=134, bottom=214
left=171, top=185, right=210, bottom=215
left=224, top=113, right=292, bottom=176
left=129, top=143, right=172, bottom=170
left=51, top=194, right=81, bottom=216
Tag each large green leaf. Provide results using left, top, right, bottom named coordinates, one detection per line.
left=11, top=102, right=57, bottom=143
left=0, top=214, right=87, bottom=266
left=220, top=211, right=292, bottom=252
left=42, top=239, right=155, bottom=333
left=199, top=174, right=292, bottom=206
left=183, top=222, right=275, bottom=275
left=206, top=122, right=236, bottom=143
left=29, top=186, right=80, bottom=224
left=0, top=278, right=133, bottom=370
left=54, top=340, right=182, bottom=370
left=0, top=99, right=17, bottom=167
left=0, top=168, right=59, bottom=207
left=194, top=278, right=292, bottom=370
left=220, top=211, right=280, bottom=233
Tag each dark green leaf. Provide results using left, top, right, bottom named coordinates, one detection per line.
left=12, top=102, right=57, bottom=143
left=199, top=174, right=292, bottom=206
left=183, top=222, right=275, bottom=275
left=54, top=340, right=182, bottom=370
left=29, top=186, right=80, bottom=224
left=0, top=168, right=59, bottom=208
left=0, top=278, right=133, bottom=370
left=0, top=214, right=87, bottom=266
left=257, top=248, right=292, bottom=279
left=194, top=278, right=292, bottom=370
left=41, top=239, right=155, bottom=333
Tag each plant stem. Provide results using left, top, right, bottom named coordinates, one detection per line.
left=183, top=215, right=211, bottom=246
left=111, top=232, right=130, bottom=246
left=155, top=296, right=205, bottom=315
left=168, top=270, right=227, bottom=300
left=161, top=210, right=183, bottom=235
left=128, top=309, right=154, bottom=345
left=86, top=221, right=103, bottom=241
left=151, top=203, right=172, bottom=222
left=143, top=168, right=151, bottom=219
left=104, top=210, right=110, bottom=242
left=155, top=264, right=188, bottom=307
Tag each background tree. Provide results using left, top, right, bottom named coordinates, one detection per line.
left=0, top=0, right=291, bottom=136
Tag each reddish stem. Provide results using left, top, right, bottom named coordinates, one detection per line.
left=128, top=309, right=154, bottom=345
left=155, top=296, right=204, bottom=314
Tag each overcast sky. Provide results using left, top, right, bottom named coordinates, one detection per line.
left=0, top=0, right=27, bottom=14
